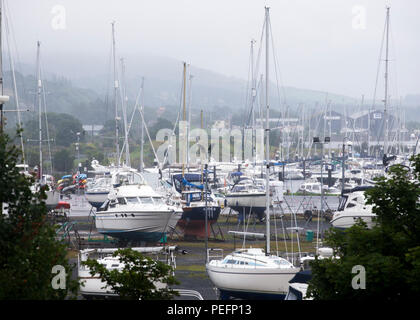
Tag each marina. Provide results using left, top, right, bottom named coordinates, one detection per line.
left=1, top=1, right=419, bottom=303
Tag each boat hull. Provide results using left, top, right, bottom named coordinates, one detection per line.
left=330, top=212, right=376, bottom=229
left=45, top=189, right=60, bottom=211
left=85, top=192, right=109, bottom=209
left=177, top=205, right=221, bottom=238
left=206, top=263, right=299, bottom=299
left=95, top=210, right=176, bottom=242
left=225, top=193, right=266, bottom=220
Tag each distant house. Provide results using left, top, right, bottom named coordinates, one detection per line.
left=82, top=124, right=104, bottom=136
left=349, top=109, right=397, bottom=138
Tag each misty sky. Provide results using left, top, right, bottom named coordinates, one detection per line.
left=4, top=0, right=420, bottom=99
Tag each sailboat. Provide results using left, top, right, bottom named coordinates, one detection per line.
left=206, top=7, right=299, bottom=300
left=166, top=63, right=221, bottom=239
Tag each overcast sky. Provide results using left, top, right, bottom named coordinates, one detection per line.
left=4, top=0, right=420, bottom=99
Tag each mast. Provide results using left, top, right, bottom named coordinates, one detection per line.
left=250, top=39, right=256, bottom=164
left=187, top=72, right=193, bottom=170
left=36, top=41, right=42, bottom=180
left=181, top=62, right=187, bottom=177
left=111, top=21, right=120, bottom=167
left=120, top=57, right=130, bottom=167
left=383, top=7, right=390, bottom=156
left=140, top=77, right=144, bottom=172
left=265, top=6, right=271, bottom=255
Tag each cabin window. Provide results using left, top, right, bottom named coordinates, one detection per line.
left=125, top=197, right=138, bottom=204
left=117, top=197, right=127, bottom=205
left=139, top=197, right=153, bottom=205
left=347, top=202, right=356, bottom=208
left=152, top=197, right=164, bottom=205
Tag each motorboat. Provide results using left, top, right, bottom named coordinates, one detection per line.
left=284, top=270, right=313, bottom=300
left=95, top=169, right=182, bottom=242
left=330, top=186, right=376, bottom=229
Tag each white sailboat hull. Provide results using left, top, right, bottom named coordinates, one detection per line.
left=85, top=191, right=109, bottom=208
left=206, top=263, right=299, bottom=298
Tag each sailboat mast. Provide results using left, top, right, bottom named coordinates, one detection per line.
left=120, top=57, right=130, bottom=167
left=111, top=21, right=120, bottom=167
left=250, top=39, right=256, bottom=164
left=265, top=6, right=271, bottom=255
left=182, top=62, right=187, bottom=177
left=140, top=77, right=144, bottom=172
left=383, top=7, right=390, bottom=156
left=36, top=41, right=42, bottom=180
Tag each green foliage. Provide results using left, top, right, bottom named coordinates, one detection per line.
left=53, top=148, right=75, bottom=173
left=307, top=155, right=420, bottom=300
left=24, top=113, right=84, bottom=147
left=0, top=131, right=78, bottom=299
left=83, top=248, right=179, bottom=300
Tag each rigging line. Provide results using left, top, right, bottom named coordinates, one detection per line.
left=242, top=42, right=253, bottom=128
left=268, top=17, right=287, bottom=130
left=119, top=77, right=143, bottom=160
left=104, top=33, right=113, bottom=121
left=138, top=103, right=159, bottom=168
left=4, top=5, right=25, bottom=162
left=117, top=58, right=130, bottom=166
left=370, top=12, right=387, bottom=152
left=162, top=63, right=186, bottom=167
left=40, top=66, right=53, bottom=175
left=252, top=17, right=266, bottom=107
left=389, top=18, right=399, bottom=108
left=4, top=0, right=27, bottom=111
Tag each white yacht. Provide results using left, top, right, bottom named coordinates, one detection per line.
left=206, top=247, right=300, bottom=299
left=330, top=186, right=376, bottom=229
left=95, top=169, right=182, bottom=242
left=225, top=177, right=267, bottom=221
left=78, top=246, right=177, bottom=299
left=298, top=180, right=340, bottom=195
left=85, top=176, right=112, bottom=209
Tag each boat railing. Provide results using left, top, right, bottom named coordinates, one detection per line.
left=174, top=289, right=204, bottom=300
left=207, top=248, right=223, bottom=263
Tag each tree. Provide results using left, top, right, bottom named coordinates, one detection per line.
left=53, top=148, right=75, bottom=173
left=82, top=248, right=179, bottom=300
left=307, top=155, right=420, bottom=300
left=0, top=131, right=79, bottom=299
left=24, top=112, right=84, bottom=147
